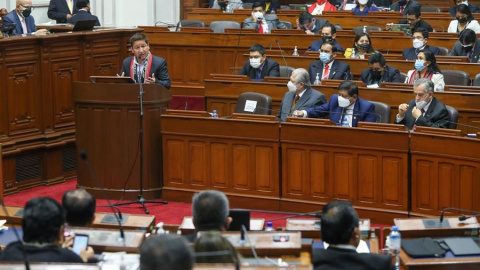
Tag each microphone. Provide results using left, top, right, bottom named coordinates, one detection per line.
left=2, top=22, right=16, bottom=37
left=265, top=210, right=321, bottom=222
left=439, top=207, right=480, bottom=223
left=79, top=151, right=126, bottom=242
left=0, top=199, right=30, bottom=270
left=173, top=101, right=189, bottom=110
left=358, top=19, right=385, bottom=28
left=231, top=24, right=243, bottom=75
left=154, top=21, right=176, bottom=27
left=458, top=213, right=480, bottom=221
left=96, top=204, right=123, bottom=220
left=241, top=225, right=260, bottom=264
left=445, top=121, right=480, bottom=134
left=276, top=40, right=292, bottom=77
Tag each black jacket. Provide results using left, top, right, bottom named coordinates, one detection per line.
left=394, top=97, right=449, bottom=130
left=238, top=57, right=280, bottom=79
left=361, top=65, right=402, bottom=85
left=312, top=246, right=394, bottom=270
left=402, top=45, right=440, bottom=60
left=0, top=241, right=84, bottom=263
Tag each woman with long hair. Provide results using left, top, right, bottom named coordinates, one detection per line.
left=344, top=33, right=376, bottom=59
left=405, top=50, right=445, bottom=91
left=352, top=0, right=379, bottom=16
left=448, top=4, right=480, bottom=33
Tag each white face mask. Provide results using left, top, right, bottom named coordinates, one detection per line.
left=413, top=39, right=424, bottom=49
left=338, top=95, right=351, bottom=108
left=458, top=1, right=468, bottom=5
left=249, top=58, right=262, bottom=69
left=358, top=0, right=368, bottom=5
left=287, top=81, right=297, bottom=92
left=415, top=94, right=429, bottom=110
left=254, top=11, right=264, bottom=20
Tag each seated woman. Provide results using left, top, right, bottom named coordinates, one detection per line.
left=194, top=231, right=241, bottom=265
left=352, top=0, right=379, bottom=16
left=448, top=4, right=480, bottom=33
left=344, top=33, right=376, bottom=59
left=405, top=50, right=445, bottom=91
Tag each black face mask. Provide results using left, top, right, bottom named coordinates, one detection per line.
left=321, top=36, right=333, bottom=43
left=22, top=7, right=31, bottom=17
left=464, top=44, right=473, bottom=52
left=371, top=70, right=382, bottom=79
left=218, top=1, right=227, bottom=10
left=457, top=17, right=467, bottom=24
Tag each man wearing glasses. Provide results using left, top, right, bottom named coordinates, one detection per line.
left=2, top=0, right=49, bottom=35
left=395, top=78, right=449, bottom=130
left=48, top=0, right=78, bottom=23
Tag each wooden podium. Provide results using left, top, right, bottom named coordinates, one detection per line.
left=73, top=80, right=171, bottom=199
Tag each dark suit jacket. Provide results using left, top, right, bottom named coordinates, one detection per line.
left=309, top=60, right=351, bottom=83
left=398, top=19, right=433, bottom=32
left=450, top=4, right=480, bottom=17
left=307, top=39, right=345, bottom=53
left=243, top=14, right=287, bottom=30
left=361, top=65, right=402, bottom=85
left=66, top=9, right=100, bottom=26
left=390, top=0, right=421, bottom=15
left=303, top=18, right=330, bottom=35
left=121, top=55, right=171, bottom=89
left=48, top=0, right=79, bottom=23
left=402, top=45, right=440, bottom=60
left=374, top=0, right=393, bottom=7
left=394, top=97, right=449, bottom=129
left=312, top=246, right=394, bottom=270
left=306, top=95, right=377, bottom=125
left=2, top=10, right=37, bottom=35
left=277, top=87, right=327, bottom=121
left=449, top=40, right=480, bottom=63
left=238, top=58, right=280, bottom=79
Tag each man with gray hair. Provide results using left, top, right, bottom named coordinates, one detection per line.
left=186, top=190, right=232, bottom=242
left=276, top=68, right=327, bottom=122
left=395, top=78, right=449, bottom=130
left=140, top=234, right=194, bottom=270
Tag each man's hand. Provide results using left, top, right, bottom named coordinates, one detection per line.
left=80, top=246, right=95, bottom=262
left=251, top=11, right=258, bottom=22
left=117, top=72, right=125, bottom=77
left=62, top=235, right=74, bottom=249
left=398, top=103, right=409, bottom=117
left=411, top=106, right=422, bottom=119
left=293, top=110, right=304, bottom=117
left=33, top=29, right=50, bottom=36
left=295, top=19, right=301, bottom=30
left=305, top=29, right=314, bottom=35
left=145, top=73, right=156, bottom=84
left=66, top=14, right=73, bottom=20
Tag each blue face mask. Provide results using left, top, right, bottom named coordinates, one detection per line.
left=414, top=59, right=426, bottom=71
left=320, top=52, right=331, bottom=63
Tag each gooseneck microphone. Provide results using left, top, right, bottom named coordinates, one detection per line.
left=241, top=225, right=260, bottom=264
left=0, top=200, right=30, bottom=270
left=231, top=24, right=243, bottom=75
left=265, top=209, right=321, bottom=222
left=276, top=40, right=292, bottom=77
left=439, top=207, right=480, bottom=223
left=79, top=151, right=126, bottom=241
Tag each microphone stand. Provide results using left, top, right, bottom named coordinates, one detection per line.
left=114, top=64, right=168, bottom=214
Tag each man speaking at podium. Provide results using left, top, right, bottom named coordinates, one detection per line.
left=119, top=33, right=171, bottom=89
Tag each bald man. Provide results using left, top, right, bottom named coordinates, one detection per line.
left=2, top=0, right=49, bottom=35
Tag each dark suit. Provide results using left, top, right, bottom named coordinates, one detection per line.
left=305, top=95, right=377, bottom=126
left=48, top=0, right=79, bottom=23
left=450, top=4, right=480, bottom=17
left=238, top=58, right=280, bottom=79
left=361, top=65, right=402, bottom=85
left=312, top=246, right=394, bottom=270
left=277, top=87, right=327, bottom=121
left=307, top=39, right=345, bottom=53
left=243, top=14, right=287, bottom=30
left=303, top=18, right=330, bottom=35
left=394, top=97, right=449, bottom=129
left=66, top=9, right=100, bottom=26
left=309, top=60, right=351, bottom=83
left=120, top=55, right=171, bottom=89
left=390, top=0, right=421, bottom=15
left=1, top=10, right=37, bottom=35
left=374, top=0, right=393, bottom=7
left=264, top=0, right=281, bottom=13
left=398, top=19, right=433, bottom=32
left=449, top=40, right=480, bottom=63
left=402, top=45, right=440, bottom=60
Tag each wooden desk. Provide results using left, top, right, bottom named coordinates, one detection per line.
left=0, top=206, right=23, bottom=225
left=71, top=227, right=145, bottom=253
left=221, top=231, right=302, bottom=257
left=194, top=266, right=313, bottom=269
left=93, top=213, right=156, bottom=232
left=179, top=216, right=265, bottom=234
left=394, top=217, right=479, bottom=238
left=0, top=264, right=99, bottom=270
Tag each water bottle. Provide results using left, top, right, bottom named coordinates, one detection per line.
left=389, top=226, right=401, bottom=270
left=292, top=46, right=299, bottom=56
left=313, top=73, right=321, bottom=85
left=226, top=3, right=233, bottom=13
left=212, top=110, right=219, bottom=118
left=156, top=222, right=166, bottom=234
left=265, top=222, right=275, bottom=232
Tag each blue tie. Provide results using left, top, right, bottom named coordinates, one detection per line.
left=256, top=69, right=262, bottom=80
left=341, top=115, right=349, bottom=127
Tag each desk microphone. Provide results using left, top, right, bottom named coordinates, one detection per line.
left=79, top=151, right=126, bottom=242
left=231, top=24, right=243, bottom=75
left=458, top=213, right=480, bottom=221
left=439, top=207, right=480, bottom=223
left=276, top=40, right=292, bottom=77
left=97, top=204, right=123, bottom=220
left=242, top=225, right=260, bottom=264
left=0, top=200, right=30, bottom=270
left=446, top=121, right=480, bottom=132
left=154, top=21, right=176, bottom=27
left=265, top=210, right=321, bottom=222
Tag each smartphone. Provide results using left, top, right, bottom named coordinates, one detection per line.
left=72, top=234, right=89, bottom=255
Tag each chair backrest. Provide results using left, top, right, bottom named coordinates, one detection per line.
left=369, top=101, right=391, bottom=123
left=400, top=72, right=407, bottom=82
left=473, top=73, right=480, bottom=86
left=209, top=21, right=241, bottom=33
left=445, top=105, right=459, bottom=129
left=421, top=6, right=442, bottom=13
left=352, top=26, right=382, bottom=35
left=442, top=70, right=471, bottom=86
left=279, top=65, right=295, bottom=77
left=436, top=46, right=449, bottom=56
left=280, top=20, right=293, bottom=29
left=280, top=5, right=290, bottom=9
left=178, top=20, right=206, bottom=29
left=243, top=3, right=253, bottom=9
left=334, top=24, right=343, bottom=30
left=234, top=92, right=272, bottom=115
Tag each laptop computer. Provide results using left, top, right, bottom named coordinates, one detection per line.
left=387, top=23, right=411, bottom=36
left=73, top=20, right=97, bottom=31
left=227, top=210, right=250, bottom=231
left=444, top=237, right=480, bottom=256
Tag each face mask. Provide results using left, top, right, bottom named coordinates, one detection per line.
left=22, top=7, right=31, bottom=17
left=357, top=43, right=370, bottom=51
left=414, top=59, right=426, bottom=71
left=321, top=36, right=332, bottom=43
left=250, top=58, right=262, bottom=69
left=338, top=95, right=351, bottom=108
left=458, top=1, right=468, bottom=5
left=358, top=0, right=369, bottom=5
left=457, top=17, right=467, bottom=23
left=254, top=11, right=264, bottom=20
left=319, top=52, right=331, bottom=63
left=287, top=81, right=297, bottom=92
left=416, top=94, right=429, bottom=110
left=413, top=39, right=424, bottom=49
left=463, top=43, right=473, bottom=52
left=371, top=70, right=382, bottom=79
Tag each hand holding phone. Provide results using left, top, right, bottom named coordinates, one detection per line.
left=72, top=234, right=89, bottom=255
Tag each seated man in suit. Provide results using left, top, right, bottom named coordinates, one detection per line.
left=141, top=235, right=194, bottom=270
left=449, top=0, right=479, bottom=17
left=307, top=24, right=345, bottom=53
left=243, top=1, right=286, bottom=33
left=119, top=33, right=171, bottom=89
left=185, top=190, right=232, bottom=242
left=276, top=68, right=327, bottom=121
left=66, top=0, right=100, bottom=26
left=48, top=0, right=79, bottom=23
left=294, top=81, right=377, bottom=127
left=296, top=12, right=329, bottom=35
left=312, top=200, right=394, bottom=270
left=62, top=189, right=96, bottom=227
left=361, top=53, right=402, bottom=87
left=449, top=28, right=480, bottom=62
left=308, top=42, right=351, bottom=84
left=399, top=7, right=433, bottom=33
left=390, top=0, right=421, bottom=15
left=2, top=0, right=49, bottom=35
left=402, top=28, right=440, bottom=60
left=238, top=44, right=280, bottom=80
left=395, top=78, right=449, bottom=130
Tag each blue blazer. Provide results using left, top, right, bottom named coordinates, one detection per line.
left=2, top=10, right=37, bottom=35
left=305, top=95, right=377, bottom=126
left=67, top=10, right=100, bottom=26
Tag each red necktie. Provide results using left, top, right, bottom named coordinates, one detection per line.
left=322, top=64, right=329, bottom=79
left=412, top=109, right=425, bottom=131
left=258, top=21, right=264, bottom=34
left=400, top=6, right=404, bottom=14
